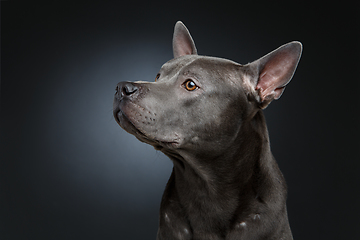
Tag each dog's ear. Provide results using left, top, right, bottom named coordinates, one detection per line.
left=246, top=41, right=302, bottom=109
left=173, top=21, right=197, bottom=58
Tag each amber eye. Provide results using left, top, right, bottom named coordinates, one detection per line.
left=184, top=80, right=198, bottom=91
left=155, top=73, right=160, bottom=82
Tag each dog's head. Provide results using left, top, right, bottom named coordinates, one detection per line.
left=113, top=21, right=302, bottom=158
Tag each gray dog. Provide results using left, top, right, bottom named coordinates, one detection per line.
left=113, top=21, right=302, bottom=240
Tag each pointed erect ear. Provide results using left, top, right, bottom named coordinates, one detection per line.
left=173, top=21, right=197, bottom=58
left=247, top=41, right=302, bottom=109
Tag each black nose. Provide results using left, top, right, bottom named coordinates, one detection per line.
left=116, top=82, right=138, bottom=99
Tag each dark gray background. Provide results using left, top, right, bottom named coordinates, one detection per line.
left=1, top=1, right=359, bottom=239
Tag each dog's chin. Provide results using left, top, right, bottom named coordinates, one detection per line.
left=114, top=111, right=180, bottom=151
left=115, top=111, right=139, bottom=136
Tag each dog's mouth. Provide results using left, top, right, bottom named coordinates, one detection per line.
left=114, top=109, right=180, bottom=150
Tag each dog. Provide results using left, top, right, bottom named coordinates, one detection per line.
left=113, top=21, right=302, bottom=240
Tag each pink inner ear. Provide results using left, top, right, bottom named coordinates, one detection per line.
left=256, top=48, right=300, bottom=101
left=173, top=39, right=194, bottom=57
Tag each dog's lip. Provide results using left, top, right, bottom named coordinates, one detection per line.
left=116, top=110, right=180, bottom=148
left=116, top=110, right=147, bottom=138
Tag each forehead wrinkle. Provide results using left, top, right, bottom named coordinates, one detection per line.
left=181, top=69, right=202, bottom=81
left=159, top=56, right=199, bottom=81
left=182, top=58, right=242, bottom=88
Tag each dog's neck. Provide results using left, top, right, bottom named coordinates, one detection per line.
left=164, top=111, right=274, bottom=191
left=159, top=111, right=288, bottom=234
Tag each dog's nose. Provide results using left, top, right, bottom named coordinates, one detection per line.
left=116, top=82, right=138, bottom=99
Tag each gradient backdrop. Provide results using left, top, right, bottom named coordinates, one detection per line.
left=1, top=1, right=359, bottom=239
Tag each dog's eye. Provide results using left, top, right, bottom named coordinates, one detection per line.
left=155, top=73, right=160, bottom=82
left=183, top=80, right=198, bottom=91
